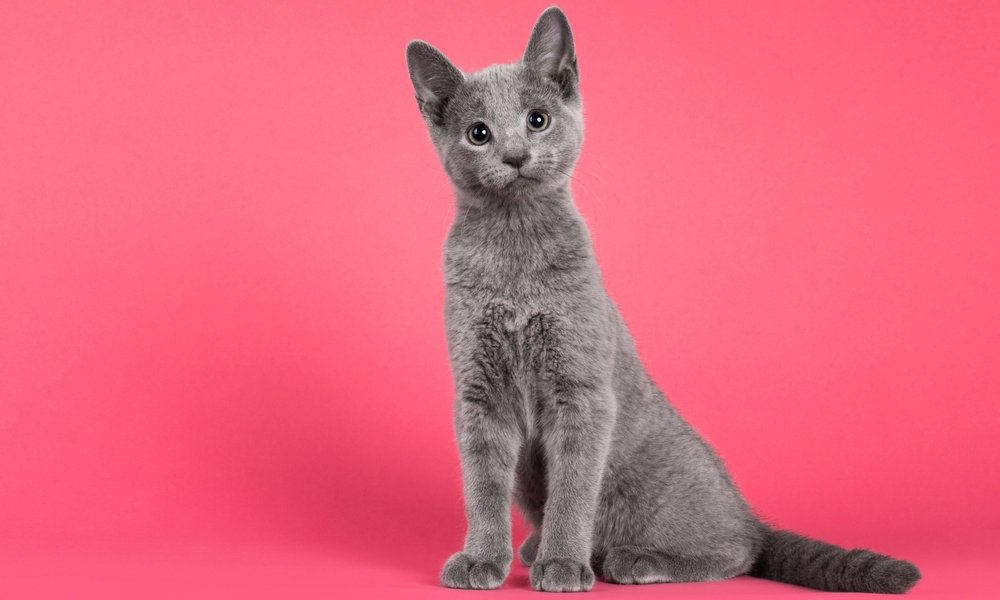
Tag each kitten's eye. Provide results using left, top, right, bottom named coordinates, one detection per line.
left=467, top=122, right=491, bottom=145
left=527, top=110, right=550, bottom=132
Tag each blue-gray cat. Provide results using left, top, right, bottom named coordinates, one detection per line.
left=405, top=7, right=920, bottom=594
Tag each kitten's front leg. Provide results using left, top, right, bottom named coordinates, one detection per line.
left=441, top=390, right=522, bottom=589
left=441, top=328, right=523, bottom=590
left=525, top=315, right=615, bottom=592
left=530, top=384, right=614, bottom=592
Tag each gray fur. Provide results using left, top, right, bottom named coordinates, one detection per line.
left=406, top=6, right=920, bottom=594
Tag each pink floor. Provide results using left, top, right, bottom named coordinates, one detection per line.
left=2, top=539, right=993, bottom=599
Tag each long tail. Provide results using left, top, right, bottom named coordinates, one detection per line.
left=749, top=528, right=921, bottom=594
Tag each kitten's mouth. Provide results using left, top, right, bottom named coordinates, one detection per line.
left=504, top=172, right=538, bottom=187
left=479, top=171, right=542, bottom=195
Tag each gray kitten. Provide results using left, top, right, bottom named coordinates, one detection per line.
left=405, top=7, right=920, bottom=594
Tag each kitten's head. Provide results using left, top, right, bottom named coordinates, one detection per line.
left=406, top=7, right=583, bottom=201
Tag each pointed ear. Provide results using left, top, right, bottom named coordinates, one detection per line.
left=406, top=41, right=464, bottom=125
left=522, top=7, right=578, bottom=99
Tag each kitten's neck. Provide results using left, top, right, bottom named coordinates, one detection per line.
left=446, top=184, right=594, bottom=284
left=451, top=184, right=581, bottom=234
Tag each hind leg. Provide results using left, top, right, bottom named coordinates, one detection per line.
left=518, top=531, right=541, bottom=566
left=514, top=436, right=547, bottom=566
left=598, top=546, right=752, bottom=584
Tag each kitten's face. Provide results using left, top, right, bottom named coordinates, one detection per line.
left=407, top=8, right=582, bottom=201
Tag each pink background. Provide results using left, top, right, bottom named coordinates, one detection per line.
left=1, top=1, right=998, bottom=597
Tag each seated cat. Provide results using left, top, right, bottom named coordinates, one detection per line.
left=405, top=6, right=920, bottom=594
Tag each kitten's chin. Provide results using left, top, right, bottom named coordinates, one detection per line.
left=500, top=178, right=543, bottom=200
left=477, top=173, right=551, bottom=199
left=505, top=174, right=540, bottom=189
left=463, top=168, right=568, bottom=200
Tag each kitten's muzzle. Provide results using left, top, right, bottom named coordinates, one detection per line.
left=502, top=153, right=529, bottom=169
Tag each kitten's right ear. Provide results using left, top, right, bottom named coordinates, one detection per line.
left=406, top=41, right=464, bottom=125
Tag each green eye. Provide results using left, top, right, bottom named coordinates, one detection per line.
left=467, top=122, right=491, bottom=145
left=527, top=110, right=550, bottom=132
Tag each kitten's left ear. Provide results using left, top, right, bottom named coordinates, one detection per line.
left=522, top=6, right=578, bottom=99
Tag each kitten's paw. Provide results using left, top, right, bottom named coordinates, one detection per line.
left=601, top=547, right=669, bottom=584
left=530, top=558, right=595, bottom=592
left=440, top=552, right=509, bottom=590
left=519, top=533, right=541, bottom=566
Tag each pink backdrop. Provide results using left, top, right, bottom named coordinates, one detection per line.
left=1, top=1, right=997, bottom=597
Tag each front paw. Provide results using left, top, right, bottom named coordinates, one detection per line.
left=530, top=558, right=595, bottom=592
left=441, top=552, right=509, bottom=590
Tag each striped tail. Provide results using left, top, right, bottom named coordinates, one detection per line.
left=750, top=528, right=920, bottom=593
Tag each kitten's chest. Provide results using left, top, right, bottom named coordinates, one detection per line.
left=447, top=238, right=535, bottom=285
left=444, top=229, right=590, bottom=305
